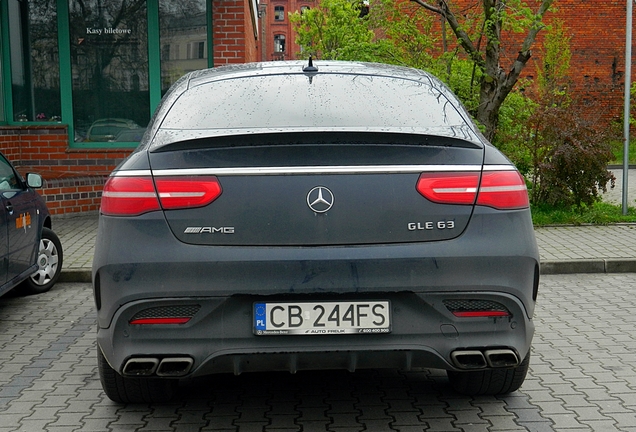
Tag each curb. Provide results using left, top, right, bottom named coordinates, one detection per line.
left=540, top=259, right=636, bottom=275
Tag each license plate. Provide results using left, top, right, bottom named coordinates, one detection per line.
left=253, top=301, right=391, bottom=335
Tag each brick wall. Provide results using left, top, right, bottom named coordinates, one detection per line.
left=0, top=126, right=132, bottom=216
left=442, top=0, right=629, bottom=127
left=511, top=0, right=626, bottom=126
left=214, top=0, right=259, bottom=65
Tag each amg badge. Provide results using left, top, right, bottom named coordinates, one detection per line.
left=184, top=227, right=235, bottom=234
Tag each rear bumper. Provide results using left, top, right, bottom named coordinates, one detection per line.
left=97, top=290, right=534, bottom=377
left=93, top=206, right=539, bottom=377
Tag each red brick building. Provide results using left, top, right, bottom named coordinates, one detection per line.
left=258, top=0, right=314, bottom=61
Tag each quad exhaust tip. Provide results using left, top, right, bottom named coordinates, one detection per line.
left=157, top=357, right=194, bottom=377
left=451, top=348, right=519, bottom=370
left=122, top=358, right=159, bottom=376
left=484, top=349, right=519, bottom=368
left=122, top=356, right=193, bottom=377
left=451, top=350, right=487, bottom=369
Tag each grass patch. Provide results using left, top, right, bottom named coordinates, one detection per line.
left=532, top=201, right=636, bottom=226
left=611, top=138, right=636, bottom=165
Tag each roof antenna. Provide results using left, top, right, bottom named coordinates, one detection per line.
left=303, top=55, right=318, bottom=73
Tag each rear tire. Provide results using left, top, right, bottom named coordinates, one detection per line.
left=447, top=352, right=530, bottom=396
left=18, top=227, right=63, bottom=295
left=97, top=348, right=177, bottom=403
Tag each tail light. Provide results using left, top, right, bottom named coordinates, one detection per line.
left=154, top=176, right=223, bottom=210
left=101, top=175, right=222, bottom=216
left=416, top=172, right=479, bottom=205
left=416, top=170, right=528, bottom=210
left=476, top=171, right=529, bottom=210
left=101, top=176, right=161, bottom=216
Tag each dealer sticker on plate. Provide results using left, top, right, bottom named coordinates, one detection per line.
left=253, top=301, right=391, bottom=335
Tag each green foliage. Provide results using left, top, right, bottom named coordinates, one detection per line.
left=535, top=18, right=571, bottom=104
left=611, top=138, right=636, bottom=165
left=290, top=0, right=442, bottom=67
left=429, top=55, right=483, bottom=116
left=363, top=0, right=436, bottom=69
left=495, top=19, right=615, bottom=209
left=495, top=88, right=537, bottom=175
left=289, top=0, right=375, bottom=60
left=628, top=82, right=636, bottom=128
left=485, top=0, right=542, bottom=36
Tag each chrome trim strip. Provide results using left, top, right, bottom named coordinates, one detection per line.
left=151, top=165, right=483, bottom=176
left=483, top=165, right=517, bottom=171
left=111, top=170, right=152, bottom=177
left=111, top=164, right=515, bottom=177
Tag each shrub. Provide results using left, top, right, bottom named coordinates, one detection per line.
left=527, top=103, right=616, bottom=208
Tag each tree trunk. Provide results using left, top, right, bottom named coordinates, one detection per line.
left=409, top=0, right=554, bottom=141
left=477, top=80, right=504, bottom=142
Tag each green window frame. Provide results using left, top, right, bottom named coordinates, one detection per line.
left=0, top=0, right=214, bottom=148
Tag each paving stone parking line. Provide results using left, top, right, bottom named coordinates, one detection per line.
left=1, top=276, right=636, bottom=431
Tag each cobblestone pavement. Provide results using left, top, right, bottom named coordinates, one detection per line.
left=52, top=215, right=97, bottom=271
left=1, top=274, right=635, bottom=431
left=534, top=225, right=636, bottom=261
left=602, top=168, right=636, bottom=206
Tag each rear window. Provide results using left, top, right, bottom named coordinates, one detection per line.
left=159, top=73, right=470, bottom=131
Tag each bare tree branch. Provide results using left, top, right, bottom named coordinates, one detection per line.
left=410, top=0, right=484, bottom=69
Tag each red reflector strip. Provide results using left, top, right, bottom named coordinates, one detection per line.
left=129, top=317, right=192, bottom=325
left=452, top=311, right=511, bottom=318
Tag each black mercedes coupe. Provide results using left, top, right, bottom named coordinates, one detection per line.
left=93, top=60, right=540, bottom=403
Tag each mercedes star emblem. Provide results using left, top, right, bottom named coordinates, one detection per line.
left=307, top=186, right=334, bottom=213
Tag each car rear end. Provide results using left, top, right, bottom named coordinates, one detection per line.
left=93, top=61, right=539, bottom=401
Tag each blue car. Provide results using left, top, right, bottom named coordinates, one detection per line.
left=0, top=151, right=63, bottom=297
